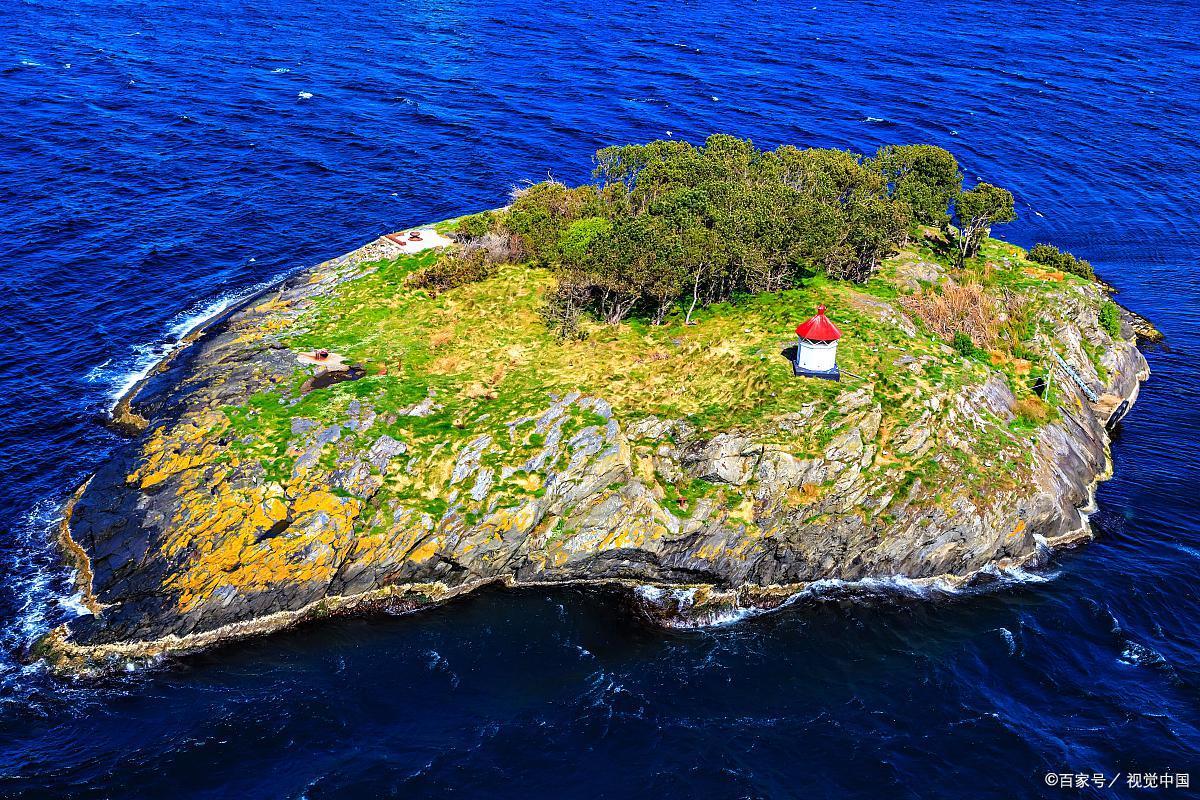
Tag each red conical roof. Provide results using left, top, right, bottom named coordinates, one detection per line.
left=795, top=304, right=842, bottom=342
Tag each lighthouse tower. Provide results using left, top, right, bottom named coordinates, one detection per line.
left=794, top=304, right=842, bottom=381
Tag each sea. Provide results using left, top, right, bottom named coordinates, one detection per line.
left=1, top=0, right=1198, bottom=797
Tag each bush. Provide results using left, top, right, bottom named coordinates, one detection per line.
left=951, top=331, right=979, bottom=358
left=404, top=249, right=495, bottom=296
left=1013, top=395, right=1050, bottom=425
left=1028, top=243, right=1094, bottom=280
left=559, top=217, right=613, bottom=263
left=538, top=280, right=589, bottom=341
left=1099, top=300, right=1121, bottom=337
left=452, top=212, right=494, bottom=240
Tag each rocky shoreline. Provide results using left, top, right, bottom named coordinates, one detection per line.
left=34, top=234, right=1151, bottom=675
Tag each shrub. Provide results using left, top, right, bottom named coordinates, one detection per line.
left=559, top=217, right=613, bottom=263
left=900, top=280, right=1000, bottom=351
left=1013, top=395, right=1050, bottom=425
left=951, top=331, right=978, bottom=358
left=538, top=281, right=589, bottom=341
left=452, top=212, right=494, bottom=241
left=404, top=249, right=495, bottom=296
left=1099, top=300, right=1121, bottom=337
left=1028, top=243, right=1094, bottom=279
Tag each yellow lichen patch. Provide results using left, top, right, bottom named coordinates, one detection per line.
left=727, top=494, right=757, bottom=525
left=692, top=530, right=762, bottom=563
left=163, top=479, right=290, bottom=560
left=166, top=484, right=362, bottom=612
left=786, top=484, right=822, bottom=508
left=407, top=535, right=442, bottom=563
left=252, top=297, right=292, bottom=314
left=230, top=315, right=295, bottom=345
left=513, top=473, right=542, bottom=492
left=1008, top=519, right=1027, bottom=538
left=128, top=411, right=228, bottom=489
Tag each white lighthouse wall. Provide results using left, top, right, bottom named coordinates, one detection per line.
left=797, top=339, right=838, bottom=372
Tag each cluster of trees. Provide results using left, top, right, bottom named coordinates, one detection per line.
left=405, top=248, right=495, bottom=296
left=1028, top=242, right=1095, bottom=280
left=453, top=135, right=1018, bottom=336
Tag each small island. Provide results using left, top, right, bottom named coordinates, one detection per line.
left=37, top=137, right=1150, bottom=673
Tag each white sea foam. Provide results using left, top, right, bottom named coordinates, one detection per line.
left=681, top=605, right=763, bottom=628
left=635, top=585, right=763, bottom=628
left=0, top=497, right=85, bottom=691
left=59, top=589, right=94, bottom=618
left=638, top=563, right=1058, bottom=630
left=298, top=91, right=314, bottom=100
left=87, top=275, right=281, bottom=409
left=271, top=67, right=291, bottom=74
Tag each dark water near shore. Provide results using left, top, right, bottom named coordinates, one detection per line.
left=2, top=0, right=1199, bottom=796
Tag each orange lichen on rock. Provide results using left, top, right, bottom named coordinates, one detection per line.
left=127, top=411, right=230, bottom=490
left=167, top=483, right=362, bottom=612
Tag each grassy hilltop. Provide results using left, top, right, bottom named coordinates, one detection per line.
left=219, top=227, right=1106, bottom=531
left=215, top=136, right=1123, bottom=532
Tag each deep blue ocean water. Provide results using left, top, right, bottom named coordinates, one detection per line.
left=2, top=0, right=1199, bottom=796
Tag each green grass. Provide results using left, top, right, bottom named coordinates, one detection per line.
left=205, top=228, right=1119, bottom=526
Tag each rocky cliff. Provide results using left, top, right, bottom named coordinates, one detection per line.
left=37, top=232, right=1150, bottom=673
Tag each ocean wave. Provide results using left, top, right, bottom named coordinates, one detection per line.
left=0, top=497, right=83, bottom=701
left=84, top=276, right=282, bottom=409
left=638, top=564, right=1059, bottom=630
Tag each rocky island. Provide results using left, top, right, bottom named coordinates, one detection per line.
left=37, top=137, right=1150, bottom=673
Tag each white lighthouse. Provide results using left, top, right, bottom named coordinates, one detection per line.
left=794, top=304, right=842, bottom=381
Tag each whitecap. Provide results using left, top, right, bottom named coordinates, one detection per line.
left=271, top=67, right=291, bottom=74
left=1118, top=640, right=1167, bottom=669
left=58, top=590, right=94, bottom=618
left=297, top=91, right=314, bottom=100
left=641, top=561, right=1059, bottom=631
left=0, top=497, right=86, bottom=694
left=87, top=274, right=282, bottom=409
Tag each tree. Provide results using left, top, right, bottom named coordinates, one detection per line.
left=499, top=136, right=987, bottom=332
left=871, top=145, right=962, bottom=228
left=835, top=195, right=912, bottom=282
left=505, top=181, right=608, bottom=263
left=558, top=217, right=612, bottom=264
left=1028, top=243, right=1094, bottom=279
left=951, top=183, right=1016, bottom=265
